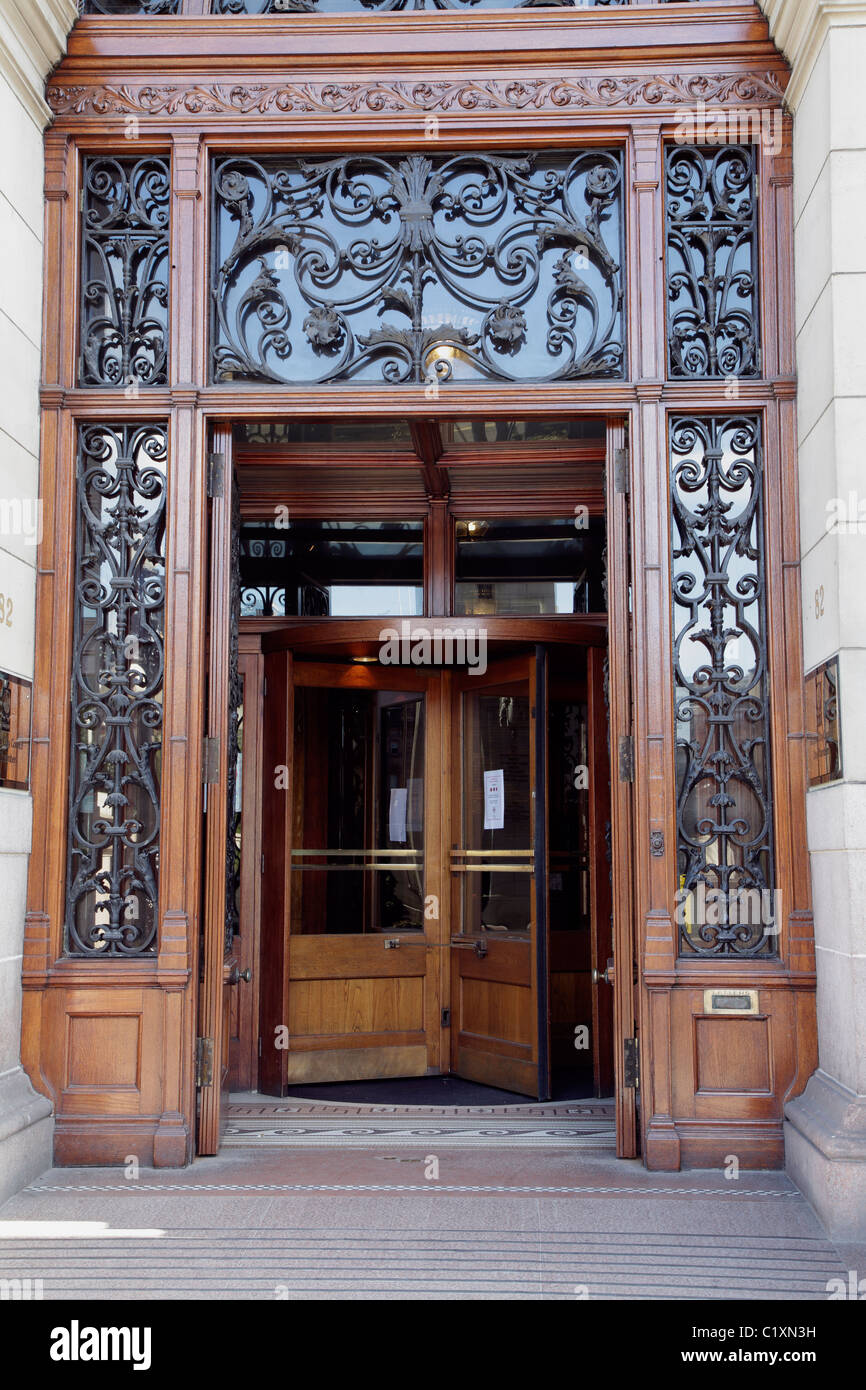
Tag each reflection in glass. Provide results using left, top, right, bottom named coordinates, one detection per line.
left=233, top=418, right=413, bottom=448
left=461, top=684, right=532, bottom=934
left=292, top=686, right=425, bottom=934
left=548, top=696, right=590, bottom=932
left=454, top=517, right=606, bottom=615
left=446, top=418, right=606, bottom=446
left=239, top=519, right=423, bottom=617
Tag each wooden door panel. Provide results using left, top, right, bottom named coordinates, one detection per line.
left=289, top=935, right=427, bottom=979
left=449, top=651, right=549, bottom=1099
left=258, top=648, right=293, bottom=1096
left=277, top=662, right=441, bottom=1089
left=457, top=979, right=532, bottom=1046
left=288, top=976, right=425, bottom=1036
left=197, top=425, right=239, bottom=1153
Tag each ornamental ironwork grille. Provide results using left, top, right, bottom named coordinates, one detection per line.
left=664, top=144, right=759, bottom=379
left=670, top=416, right=776, bottom=957
left=79, top=1, right=180, bottom=13
left=210, top=151, right=624, bottom=386
left=212, top=0, right=625, bottom=10
left=78, top=0, right=710, bottom=11
left=65, top=424, right=167, bottom=955
left=80, top=156, right=170, bottom=388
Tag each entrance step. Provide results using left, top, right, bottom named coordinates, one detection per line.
left=224, top=1093, right=617, bottom=1149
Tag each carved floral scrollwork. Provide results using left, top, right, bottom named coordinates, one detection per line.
left=670, top=416, right=776, bottom=957
left=211, top=150, right=624, bottom=385
left=46, top=74, right=786, bottom=120
left=66, top=424, right=167, bottom=956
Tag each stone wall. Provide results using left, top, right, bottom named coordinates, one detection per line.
left=762, top=0, right=866, bottom=1240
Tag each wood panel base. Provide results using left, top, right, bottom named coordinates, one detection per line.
left=454, top=1045, right=536, bottom=1097
left=284, top=1043, right=428, bottom=1085
left=21, top=981, right=193, bottom=1169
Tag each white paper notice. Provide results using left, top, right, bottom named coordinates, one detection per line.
left=389, top=787, right=408, bottom=843
left=483, top=769, right=505, bottom=830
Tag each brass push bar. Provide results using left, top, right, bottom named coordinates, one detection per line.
left=450, top=848, right=534, bottom=874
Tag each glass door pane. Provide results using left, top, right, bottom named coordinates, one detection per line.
left=459, top=679, right=532, bottom=935
left=291, top=683, right=425, bottom=934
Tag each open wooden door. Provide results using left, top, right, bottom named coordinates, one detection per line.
left=450, top=648, right=549, bottom=1099
left=587, top=645, right=615, bottom=1096
left=197, top=424, right=240, bottom=1154
left=606, top=417, right=638, bottom=1157
left=259, top=655, right=443, bottom=1092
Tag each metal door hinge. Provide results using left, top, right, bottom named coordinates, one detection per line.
left=614, top=447, right=629, bottom=495
left=623, top=1037, right=640, bottom=1090
left=618, top=734, right=634, bottom=783
left=202, top=736, right=220, bottom=784
left=195, top=1036, right=214, bottom=1088
left=207, top=451, right=225, bottom=498
left=441, top=1007, right=451, bottom=1027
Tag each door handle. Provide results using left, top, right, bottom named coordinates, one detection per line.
left=592, top=958, right=615, bottom=986
left=452, top=938, right=488, bottom=958
left=227, top=965, right=252, bottom=985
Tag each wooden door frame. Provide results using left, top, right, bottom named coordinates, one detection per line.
left=197, top=421, right=239, bottom=1154
left=208, top=447, right=630, bottom=1129
left=234, top=621, right=623, bottom=1108
left=27, top=24, right=815, bottom=1170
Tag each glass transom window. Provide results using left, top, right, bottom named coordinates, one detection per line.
left=239, top=519, right=424, bottom=617
left=454, top=516, right=606, bottom=615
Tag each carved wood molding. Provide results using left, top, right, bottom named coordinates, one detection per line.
left=46, top=71, right=786, bottom=119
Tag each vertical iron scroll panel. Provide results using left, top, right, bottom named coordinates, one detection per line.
left=665, top=145, right=759, bottom=379
left=211, top=150, right=624, bottom=385
left=66, top=424, right=167, bottom=955
left=670, top=416, right=776, bottom=957
left=80, top=156, right=170, bottom=387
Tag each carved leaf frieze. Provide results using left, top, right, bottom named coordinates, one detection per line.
left=46, top=72, right=786, bottom=119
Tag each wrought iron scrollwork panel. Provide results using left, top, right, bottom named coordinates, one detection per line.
left=670, top=416, right=776, bottom=957
left=665, top=145, right=759, bottom=378
left=80, top=157, right=170, bottom=388
left=80, top=1, right=180, bottom=14
left=211, top=150, right=624, bottom=385
left=66, top=424, right=167, bottom=955
left=213, top=0, right=625, bottom=10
